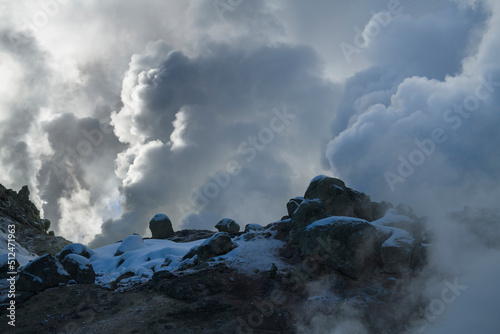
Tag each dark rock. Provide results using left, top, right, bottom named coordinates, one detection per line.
left=153, top=269, right=224, bottom=301
left=410, top=243, right=429, bottom=271
left=168, top=229, right=215, bottom=243
left=182, top=245, right=199, bottom=260
left=149, top=214, right=174, bottom=239
left=57, top=243, right=94, bottom=262
left=376, top=226, right=417, bottom=274
left=17, top=254, right=71, bottom=292
left=289, top=199, right=328, bottom=242
left=109, top=271, right=136, bottom=289
left=269, top=219, right=293, bottom=241
left=215, top=218, right=240, bottom=234
left=244, top=223, right=263, bottom=233
left=303, top=175, right=390, bottom=222
left=297, top=216, right=381, bottom=279
left=0, top=184, right=43, bottom=230
left=286, top=197, right=304, bottom=217
left=242, top=232, right=255, bottom=241
left=61, top=254, right=96, bottom=284
left=197, top=232, right=235, bottom=261
left=372, top=201, right=394, bottom=221
left=177, top=257, right=198, bottom=271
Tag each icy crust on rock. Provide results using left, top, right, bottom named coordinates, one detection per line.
left=151, top=213, right=170, bottom=221
left=306, top=216, right=369, bottom=230
left=64, top=254, right=91, bottom=270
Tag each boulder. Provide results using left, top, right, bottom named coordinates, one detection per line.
left=286, top=197, right=304, bottom=217
left=297, top=216, right=381, bottom=279
left=115, top=234, right=145, bottom=256
left=61, top=254, right=96, bottom=284
left=215, top=218, right=240, bottom=234
left=182, top=245, right=199, bottom=261
left=303, top=175, right=390, bottom=221
left=149, top=214, right=174, bottom=239
left=372, top=208, right=422, bottom=237
left=289, top=199, right=328, bottom=242
left=57, top=243, right=94, bottom=262
left=17, top=254, right=71, bottom=292
left=197, top=232, right=235, bottom=261
left=374, top=225, right=417, bottom=274
left=244, top=223, right=263, bottom=233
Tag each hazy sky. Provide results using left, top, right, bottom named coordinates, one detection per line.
left=0, top=0, right=499, bottom=248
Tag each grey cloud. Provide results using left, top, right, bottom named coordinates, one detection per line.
left=90, top=42, right=340, bottom=246
left=326, top=1, right=498, bottom=214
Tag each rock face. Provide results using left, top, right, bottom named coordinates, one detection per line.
left=197, top=232, right=235, bottom=261
left=58, top=243, right=94, bottom=262
left=286, top=197, right=304, bottom=217
left=149, top=214, right=174, bottom=239
left=375, top=225, right=417, bottom=274
left=17, top=254, right=71, bottom=292
left=297, top=216, right=381, bottom=278
left=215, top=218, right=240, bottom=234
left=0, top=183, right=72, bottom=256
left=303, top=175, right=392, bottom=221
left=0, top=184, right=44, bottom=229
left=61, top=254, right=96, bottom=284
left=244, top=223, right=263, bottom=233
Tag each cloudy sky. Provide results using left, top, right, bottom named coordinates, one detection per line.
left=0, top=0, right=499, bottom=248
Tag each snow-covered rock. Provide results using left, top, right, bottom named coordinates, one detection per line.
left=17, top=254, right=71, bottom=292
left=197, top=232, right=235, bottom=261
left=373, top=225, right=417, bottom=274
left=114, top=234, right=145, bottom=256
left=244, top=223, right=263, bottom=233
left=149, top=213, right=174, bottom=239
left=61, top=254, right=96, bottom=284
left=215, top=218, right=240, bottom=234
left=57, top=243, right=94, bottom=262
left=297, top=216, right=381, bottom=279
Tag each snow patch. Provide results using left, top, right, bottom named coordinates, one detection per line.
left=151, top=214, right=169, bottom=221
left=116, top=234, right=145, bottom=254
left=306, top=216, right=368, bottom=230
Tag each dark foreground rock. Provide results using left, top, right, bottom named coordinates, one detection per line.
left=17, top=254, right=71, bottom=292
left=61, top=254, right=96, bottom=284
left=297, top=216, right=382, bottom=278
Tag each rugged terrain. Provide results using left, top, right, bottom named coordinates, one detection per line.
left=1, top=176, right=498, bottom=333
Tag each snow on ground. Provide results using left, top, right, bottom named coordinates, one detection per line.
left=0, top=229, right=37, bottom=267
left=90, top=238, right=205, bottom=287
left=306, top=216, right=368, bottom=230
left=89, top=226, right=292, bottom=286
left=115, top=234, right=145, bottom=254
left=218, top=233, right=290, bottom=276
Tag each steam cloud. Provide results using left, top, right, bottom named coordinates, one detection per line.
left=1, top=0, right=500, bottom=332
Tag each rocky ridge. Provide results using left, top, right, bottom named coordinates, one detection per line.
left=1, top=176, right=496, bottom=333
